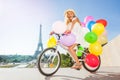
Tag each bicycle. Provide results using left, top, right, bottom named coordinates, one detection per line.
left=37, top=33, right=101, bottom=76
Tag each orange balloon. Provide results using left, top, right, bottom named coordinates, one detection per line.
left=97, top=29, right=108, bottom=45
left=98, top=35, right=108, bottom=45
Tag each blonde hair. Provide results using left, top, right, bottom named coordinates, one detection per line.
left=64, top=9, right=76, bottom=25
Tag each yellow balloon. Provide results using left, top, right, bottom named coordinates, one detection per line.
left=47, top=36, right=57, bottom=47
left=92, top=23, right=105, bottom=36
left=89, top=42, right=103, bottom=55
left=50, top=36, right=56, bottom=41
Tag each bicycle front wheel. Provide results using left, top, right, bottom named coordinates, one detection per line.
left=37, top=48, right=61, bottom=76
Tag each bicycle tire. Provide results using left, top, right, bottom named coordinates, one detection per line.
left=37, top=48, right=61, bottom=76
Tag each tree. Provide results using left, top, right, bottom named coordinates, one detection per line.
left=60, top=53, right=74, bottom=67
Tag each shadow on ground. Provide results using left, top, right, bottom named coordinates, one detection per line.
left=45, top=75, right=82, bottom=80
left=83, top=71, right=120, bottom=80
left=45, top=71, right=120, bottom=80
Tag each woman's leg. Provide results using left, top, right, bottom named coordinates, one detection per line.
left=68, top=44, right=81, bottom=65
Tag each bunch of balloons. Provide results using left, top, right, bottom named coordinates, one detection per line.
left=83, top=16, right=108, bottom=67
left=83, top=16, right=108, bottom=55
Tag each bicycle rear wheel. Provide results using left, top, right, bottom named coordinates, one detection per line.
left=37, top=48, right=61, bottom=76
left=82, top=55, right=101, bottom=72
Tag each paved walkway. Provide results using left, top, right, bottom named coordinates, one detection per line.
left=0, top=67, right=120, bottom=80
left=13, top=64, right=28, bottom=68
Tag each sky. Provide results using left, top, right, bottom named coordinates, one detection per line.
left=0, top=0, right=120, bottom=55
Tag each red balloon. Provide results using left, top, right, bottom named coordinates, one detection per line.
left=85, top=54, right=99, bottom=67
left=96, top=19, right=107, bottom=27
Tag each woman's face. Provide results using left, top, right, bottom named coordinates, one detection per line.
left=66, top=11, right=75, bottom=20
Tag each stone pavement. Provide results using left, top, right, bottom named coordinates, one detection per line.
left=0, top=66, right=120, bottom=80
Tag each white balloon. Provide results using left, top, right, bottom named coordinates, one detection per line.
left=52, top=21, right=67, bottom=34
left=81, top=27, right=90, bottom=37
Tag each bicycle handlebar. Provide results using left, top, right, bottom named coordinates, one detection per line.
left=49, top=33, right=61, bottom=40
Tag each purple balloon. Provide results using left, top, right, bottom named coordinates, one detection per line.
left=59, top=33, right=76, bottom=46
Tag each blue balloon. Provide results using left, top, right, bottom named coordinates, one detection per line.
left=86, top=21, right=96, bottom=31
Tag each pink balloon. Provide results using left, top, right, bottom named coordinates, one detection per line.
left=84, top=16, right=94, bottom=24
left=59, top=33, right=76, bottom=46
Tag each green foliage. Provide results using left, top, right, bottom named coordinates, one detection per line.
left=60, top=53, right=74, bottom=67
left=0, top=55, right=34, bottom=63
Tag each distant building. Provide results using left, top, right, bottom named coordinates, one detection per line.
left=101, top=35, right=120, bottom=66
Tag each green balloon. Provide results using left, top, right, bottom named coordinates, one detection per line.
left=76, top=51, right=82, bottom=57
left=78, top=45, right=84, bottom=51
left=84, top=32, right=98, bottom=43
left=76, top=45, right=84, bottom=57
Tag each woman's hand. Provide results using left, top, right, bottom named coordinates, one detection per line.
left=50, top=31, right=54, bottom=35
left=64, top=30, right=71, bottom=34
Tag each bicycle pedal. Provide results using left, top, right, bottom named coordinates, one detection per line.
left=78, top=56, right=82, bottom=59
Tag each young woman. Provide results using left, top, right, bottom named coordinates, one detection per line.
left=50, top=9, right=82, bottom=70
left=64, top=9, right=82, bottom=70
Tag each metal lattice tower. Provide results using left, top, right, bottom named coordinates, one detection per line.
left=34, top=24, right=43, bottom=58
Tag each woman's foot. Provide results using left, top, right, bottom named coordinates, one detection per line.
left=71, top=63, right=82, bottom=70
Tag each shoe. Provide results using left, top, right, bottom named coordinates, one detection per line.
left=71, top=63, right=82, bottom=70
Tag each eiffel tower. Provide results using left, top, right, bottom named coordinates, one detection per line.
left=34, top=24, right=43, bottom=58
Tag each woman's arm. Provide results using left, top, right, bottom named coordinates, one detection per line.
left=77, top=18, right=82, bottom=26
